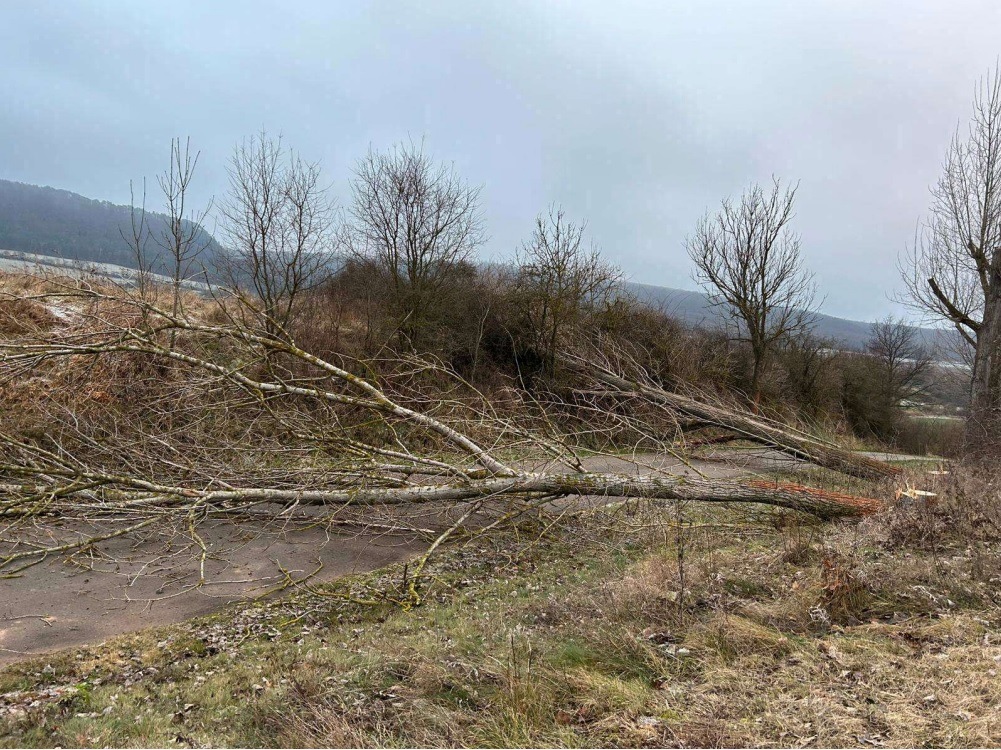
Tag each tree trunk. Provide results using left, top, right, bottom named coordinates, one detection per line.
left=572, top=362, right=902, bottom=480
left=968, top=282, right=1001, bottom=447
left=750, top=343, right=765, bottom=410
left=3, top=469, right=880, bottom=521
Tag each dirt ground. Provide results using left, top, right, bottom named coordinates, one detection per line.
left=0, top=449, right=905, bottom=666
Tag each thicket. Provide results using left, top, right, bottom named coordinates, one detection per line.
left=291, top=258, right=965, bottom=457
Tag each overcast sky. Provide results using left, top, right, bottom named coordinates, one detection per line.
left=2, top=1, right=1000, bottom=321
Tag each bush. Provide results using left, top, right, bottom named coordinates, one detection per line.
left=893, top=416, right=965, bottom=457
left=838, top=352, right=897, bottom=442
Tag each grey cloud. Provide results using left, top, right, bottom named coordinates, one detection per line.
left=2, top=0, right=1000, bottom=320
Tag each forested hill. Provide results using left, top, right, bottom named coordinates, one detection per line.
left=0, top=179, right=221, bottom=271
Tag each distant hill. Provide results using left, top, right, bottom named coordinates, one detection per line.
left=0, top=179, right=221, bottom=274
left=624, top=281, right=960, bottom=355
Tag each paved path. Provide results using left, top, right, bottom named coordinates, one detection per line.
left=0, top=449, right=909, bottom=666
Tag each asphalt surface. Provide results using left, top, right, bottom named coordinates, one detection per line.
left=0, top=448, right=917, bottom=666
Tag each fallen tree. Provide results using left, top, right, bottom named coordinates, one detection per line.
left=0, top=279, right=886, bottom=585
left=563, top=354, right=902, bottom=480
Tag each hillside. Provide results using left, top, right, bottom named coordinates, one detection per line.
left=625, top=281, right=958, bottom=354
left=0, top=178, right=221, bottom=274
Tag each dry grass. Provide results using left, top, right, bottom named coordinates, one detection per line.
left=2, top=465, right=1001, bottom=748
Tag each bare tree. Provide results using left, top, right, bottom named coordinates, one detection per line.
left=902, top=65, right=1001, bottom=445
left=122, top=177, right=154, bottom=308
left=687, top=178, right=816, bottom=405
left=867, top=317, right=933, bottom=407
left=219, top=132, right=337, bottom=341
left=348, top=140, right=484, bottom=347
left=123, top=138, right=211, bottom=343
left=157, top=137, right=212, bottom=348
left=516, top=205, right=621, bottom=376
left=840, top=318, right=935, bottom=442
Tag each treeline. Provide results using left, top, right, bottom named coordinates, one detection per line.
left=273, top=141, right=960, bottom=455
left=299, top=256, right=964, bottom=455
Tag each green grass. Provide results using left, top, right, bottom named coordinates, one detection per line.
left=3, top=494, right=1001, bottom=748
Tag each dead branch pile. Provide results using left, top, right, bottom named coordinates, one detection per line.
left=0, top=280, right=890, bottom=588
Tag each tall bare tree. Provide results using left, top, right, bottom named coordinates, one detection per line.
left=687, top=178, right=816, bottom=405
left=348, top=140, right=484, bottom=347
left=124, top=138, right=211, bottom=345
left=516, top=205, right=621, bottom=375
left=902, top=66, right=1001, bottom=445
left=219, top=132, right=337, bottom=341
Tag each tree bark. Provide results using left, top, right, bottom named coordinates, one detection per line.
left=1, top=469, right=880, bottom=522
left=573, top=363, right=902, bottom=480
left=257, top=472, right=876, bottom=519
left=968, top=271, right=1001, bottom=446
